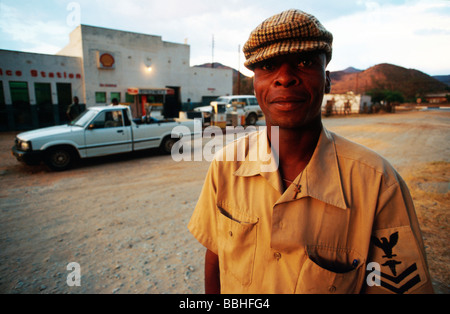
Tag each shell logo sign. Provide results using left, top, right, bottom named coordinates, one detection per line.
left=97, top=51, right=115, bottom=69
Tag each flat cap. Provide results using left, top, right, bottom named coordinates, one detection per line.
left=243, top=9, right=333, bottom=70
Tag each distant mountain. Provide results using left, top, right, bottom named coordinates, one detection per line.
left=330, top=67, right=362, bottom=74
left=330, top=67, right=362, bottom=82
left=433, top=75, right=450, bottom=86
left=194, top=62, right=248, bottom=79
left=330, top=63, right=448, bottom=101
left=194, top=62, right=235, bottom=71
left=342, top=67, right=362, bottom=73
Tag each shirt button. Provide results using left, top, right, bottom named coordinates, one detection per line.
left=228, top=231, right=233, bottom=237
left=328, top=285, right=336, bottom=293
left=274, top=252, right=282, bottom=260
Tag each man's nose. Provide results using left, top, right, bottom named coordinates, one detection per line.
left=274, top=64, right=299, bottom=87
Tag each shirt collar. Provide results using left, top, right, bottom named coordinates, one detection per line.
left=232, top=127, right=283, bottom=193
left=302, top=127, right=347, bottom=209
left=233, top=126, right=347, bottom=210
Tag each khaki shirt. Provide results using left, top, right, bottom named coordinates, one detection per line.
left=188, top=127, right=433, bottom=294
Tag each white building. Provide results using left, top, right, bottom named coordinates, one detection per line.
left=0, top=25, right=232, bottom=131
left=322, top=92, right=372, bottom=115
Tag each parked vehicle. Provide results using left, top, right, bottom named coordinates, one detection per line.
left=194, top=95, right=263, bottom=125
left=12, top=105, right=196, bottom=171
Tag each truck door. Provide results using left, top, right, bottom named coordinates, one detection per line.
left=84, top=108, right=132, bottom=157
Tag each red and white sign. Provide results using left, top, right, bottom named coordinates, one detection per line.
left=127, top=88, right=139, bottom=95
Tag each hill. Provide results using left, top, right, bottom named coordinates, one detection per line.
left=195, top=62, right=449, bottom=101
left=330, top=63, right=448, bottom=101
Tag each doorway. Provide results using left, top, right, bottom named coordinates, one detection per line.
left=57, top=83, right=72, bottom=124
left=164, top=86, right=181, bottom=118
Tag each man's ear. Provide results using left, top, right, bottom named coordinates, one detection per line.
left=325, top=70, right=331, bottom=94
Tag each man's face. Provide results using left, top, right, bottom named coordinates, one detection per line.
left=253, top=52, right=331, bottom=129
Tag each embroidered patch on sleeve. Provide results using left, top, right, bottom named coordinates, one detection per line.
left=368, top=226, right=428, bottom=294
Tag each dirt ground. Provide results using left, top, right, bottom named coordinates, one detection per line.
left=0, top=109, right=448, bottom=294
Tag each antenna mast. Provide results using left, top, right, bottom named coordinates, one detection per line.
left=211, top=34, right=215, bottom=68
left=237, top=44, right=241, bottom=95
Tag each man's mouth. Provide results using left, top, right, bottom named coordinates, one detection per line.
left=269, top=96, right=307, bottom=111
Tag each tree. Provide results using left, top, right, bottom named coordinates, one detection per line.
left=367, top=89, right=404, bottom=113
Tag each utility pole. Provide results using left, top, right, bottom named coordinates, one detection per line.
left=211, top=34, right=215, bottom=68
left=355, top=72, right=359, bottom=94
left=237, top=44, right=241, bottom=95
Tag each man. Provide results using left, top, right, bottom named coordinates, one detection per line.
left=110, top=98, right=119, bottom=106
left=66, top=96, right=82, bottom=121
left=188, top=9, right=433, bottom=294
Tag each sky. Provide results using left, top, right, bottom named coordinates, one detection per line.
left=0, top=0, right=449, bottom=77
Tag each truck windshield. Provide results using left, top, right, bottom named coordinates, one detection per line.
left=69, top=110, right=99, bottom=127
left=215, top=97, right=229, bottom=103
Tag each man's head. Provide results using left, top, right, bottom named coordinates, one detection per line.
left=73, top=96, right=79, bottom=104
left=243, top=9, right=333, bottom=71
left=243, top=9, right=333, bottom=129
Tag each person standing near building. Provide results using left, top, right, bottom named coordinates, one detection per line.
left=188, top=9, right=433, bottom=294
left=66, top=96, right=82, bottom=121
left=110, top=98, right=119, bottom=106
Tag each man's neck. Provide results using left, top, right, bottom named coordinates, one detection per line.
left=267, top=118, right=322, bottom=184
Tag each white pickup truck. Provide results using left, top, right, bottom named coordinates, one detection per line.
left=12, top=105, right=196, bottom=171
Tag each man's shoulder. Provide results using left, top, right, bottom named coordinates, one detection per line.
left=329, top=130, right=398, bottom=178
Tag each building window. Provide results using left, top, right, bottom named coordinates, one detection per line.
left=95, top=92, right=106, bottom=104
left=35, top=83, right=52, bottom=105
left=90, top=110, right=123, bottom=128
left=10, top=81, right=30, bottom=104
left=125, top=93, right=134, bottom=103
left=10, top=81, right=31, bottom=127
left=111, top=92, right=121, bottom=103
left=35, top=83, right=53, bottom=126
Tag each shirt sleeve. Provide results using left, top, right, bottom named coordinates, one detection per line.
left=365, top=175, right=434, bottom=294
left=188, top=160, right=220, bottom=255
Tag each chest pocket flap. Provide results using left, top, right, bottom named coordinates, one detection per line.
left=216, top=201, right=259, bottom=286
left=296, top=245, right=365, bottom=294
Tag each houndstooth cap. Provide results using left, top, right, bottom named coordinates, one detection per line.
left=243, top=9, right=333, bottom=70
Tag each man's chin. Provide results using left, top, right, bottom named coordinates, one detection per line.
left=268, top=115, right=322, bottom=130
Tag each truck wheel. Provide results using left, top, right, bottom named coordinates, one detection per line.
left=44, top=147, right=75, bottom=171
left=160, top=137, right=178, bottom=154
left=246, top=113, right=257, bottom=125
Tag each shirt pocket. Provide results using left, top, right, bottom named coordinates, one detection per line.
left=217, top=202, right=259, bottom=286
left=295, top=245, right=365, bottom=294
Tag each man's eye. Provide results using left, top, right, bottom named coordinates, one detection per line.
left=298, top=59, right=313, bottom=68
left=260, top=62, right=275, bottom=71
